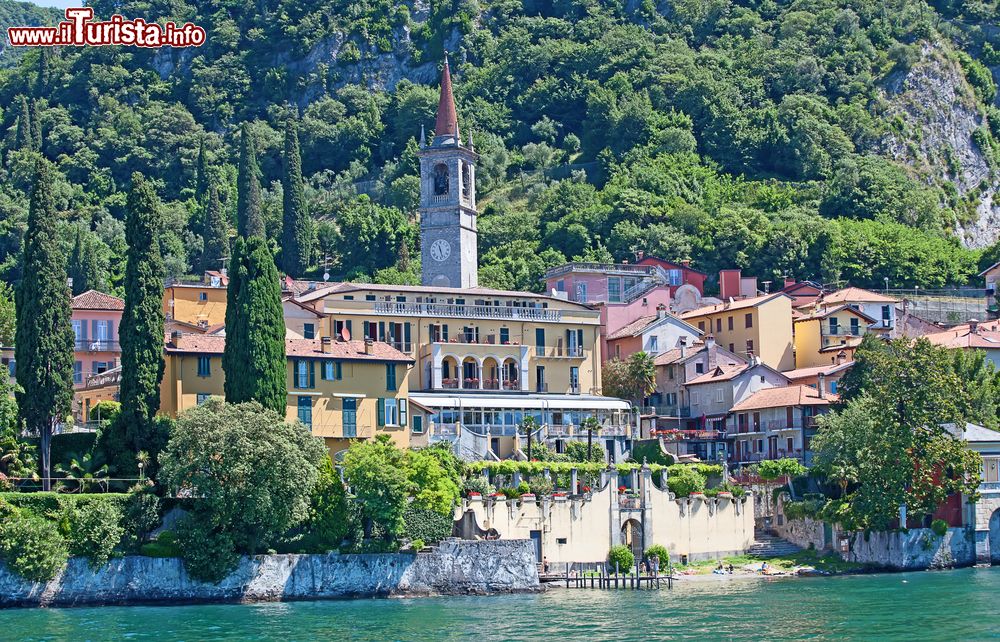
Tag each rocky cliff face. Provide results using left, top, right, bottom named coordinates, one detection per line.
left=0, top=539, right=540, bottom=607
left=879, top=43, right=1000, bottom=248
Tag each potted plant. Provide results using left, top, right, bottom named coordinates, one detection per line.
left=582, top=485, right=592, bottom=493
left=520, top=492, right=536, bottom=502
left=618, top=485, right=627, bottom=493
left=468, top=491, right=482, bottom=501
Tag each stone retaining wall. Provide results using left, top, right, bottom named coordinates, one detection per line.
left=0, top=539, right=539, bottom=608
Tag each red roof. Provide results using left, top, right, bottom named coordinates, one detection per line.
left=923, top=322, right=1000, bottom=351
left=164, top=335, right=413, bottom=362
left=434, top=55, right=459, bottom=138
left=72, top=290, right=124, bottom=311
left=730, top=385, right=838, bottom=412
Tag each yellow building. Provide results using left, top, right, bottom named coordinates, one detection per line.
left=792, top=305, right=875, bottom=368
left=292, top=283, right=632, bottom=460
left=159, top=332, right=415, bottom=455
left=679, top=293, right=794, bottom=371
left=163, top=272, right=229, bottom=328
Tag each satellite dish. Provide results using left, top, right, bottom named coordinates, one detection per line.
left=340, top=326, right=351, bottom=342
left=323, top=272, right=330, bottom=282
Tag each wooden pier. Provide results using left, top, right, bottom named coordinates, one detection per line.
left=542, top=564, right=673, bottom=590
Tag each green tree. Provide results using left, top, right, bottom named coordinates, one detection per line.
left=15, top=159, right=74, bottom=490
left=302, top=455, right=351, bottom=551
left=222, top=235, right=286, bottom=414
left=602, top=352, right=656, bottom=406
left=194, top=136, right=209, bottom=201
left=280, top=117, right=312, bottom=277
left=753, top=458, right=806, bottom=518
left=236, top=123, right=264, bottom=238
left=519, top=416, right=540, bottom=461
left=68, top=227, right=101, bottom=295
left=14, top=95, right=31, bottom=151
left=200, top=186, right=229, bottom=273
left=581, top=415, right=602, bottom=463
left=115, top=173, right=166, bottom=475
left=159, top=399, right=326, bottom=557
left=406, top=448, right=461, bottom=515
left=342, top=434, right=409, bottom=541
left=0, top=281, right=15, bottom=347
left=29, top=98, right=42, bottom=151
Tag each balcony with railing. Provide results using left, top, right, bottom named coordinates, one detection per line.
left=535, top=345, right=587, bottom=359
left=386, top=340, right=413, bottom=354
left=373, top=300, right=564, bottom=322
left=74, top=339, right=121, bottom=352
left=544, top=262, right=657, bottom=280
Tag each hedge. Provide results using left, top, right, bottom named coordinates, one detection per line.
left=465, top=461, right=723, bottom=480
left=402, top=507, right=453, bottom=544
left=23, top=433, right=98, bottom=469
left=0, top=492, right=131, bottom=521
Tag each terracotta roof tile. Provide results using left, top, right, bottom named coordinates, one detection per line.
left=730, top=385, right=838, bottom=412
left=792, top=304, right=876, bottom=323
left=607, top=315, right=657, bottom=340
left=782, top=361, right=854, bottom=381
left=679, top=293, right=788, bottom=319
left=434, top=55, right=459, bottom=138
left=685, top=363, right=749, bottom=385
left=72, top=290, right=125, bottom=311
left=815, top=287, right=897, bottom=304
left=923, top=323, right=1000, bottom=350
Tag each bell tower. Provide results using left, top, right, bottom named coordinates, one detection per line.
left=419, top=54, right=479, bottom=289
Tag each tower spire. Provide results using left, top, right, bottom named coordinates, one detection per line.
left=434, top=52, right=460, bottom=142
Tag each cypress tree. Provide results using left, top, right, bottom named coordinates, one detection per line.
left=36, top=48, right=49, bottom=96
left=195, top=136, right=209, bottom=201
left=30, top=99, right=42, bottom=152
left=68, top=226, right=100, bottom=295
left=223, top=235, right=286, bottom=414
left=14, top=95, right=31, bottom=151
left=280, top=116, right=311, bottom=277
left=15, top=159, right=74, bottom=490
left=236, top=123, right=264, bottom=238
left=116, top=172, right=166, bottom=470
left=201, top=185, right=230, bottom=273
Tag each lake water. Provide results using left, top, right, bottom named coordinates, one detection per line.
left=5, top=566, right=1000, bottom=641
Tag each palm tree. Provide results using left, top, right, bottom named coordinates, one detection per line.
left=519, top=416, right=539, bottom=461
left=56, top=451, right=109, bottom=493
left=627, top=352, right=657, bottom=407
left=581, top=416, right=602, bottom=463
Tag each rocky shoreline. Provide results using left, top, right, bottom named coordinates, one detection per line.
left=0, top=540, right=540, bottom=608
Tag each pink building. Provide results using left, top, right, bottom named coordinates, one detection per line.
left=71, top=290, right=124, bottom=388
left=543, top=262, right=673, bottom=361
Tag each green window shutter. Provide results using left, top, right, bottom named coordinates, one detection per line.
left=378, top=322, right=385, bottom=341
left=386, top=364, right=395, bottom=390
left=309, top=361, right=315, bottom=389
left=293, top=360, right=300, bottom=388
left=404, top=322, right=411, bottom=346
left=400, top=399, right=408, bottom=428
left=443, top=324, right=449, bottom=341
left=336, top=361, right=343, bottom=380
left=377, top=398, right=385, bottom=426
left=346, top=320, right=352, bottom=337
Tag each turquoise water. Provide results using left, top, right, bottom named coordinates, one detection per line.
left=5, top=567, right=1000, bottom=641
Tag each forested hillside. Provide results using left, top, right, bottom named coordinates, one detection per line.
left=2, top=0, right=1000, bottom=296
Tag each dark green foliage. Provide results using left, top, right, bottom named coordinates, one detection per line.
left=140, top=531, right=182, bottom=558
left=115, top=173, right=166, bottom=477
left=666, top=465, right=706, bottom=497
left=607, top=544, right=634, bottom=571
left=931, top=518, right=948, bottom=537
left=222, top=236, right=286, bottom=414
left=120, top=491, right=162, bottom=552
left=200, top=186, right=229, bottom=273
left=0, top=515, right=68, bottom=582
left=342, top=435, right=410, bottom=540
left=644, top=544, right=669, bottom=563
left=15, top=159, right=74, bottom=489
left=564, top=440, right=606, bottom=463
left=402, top=507, right=454, bottom=544
left=14, top=95, right=31, bottom=151
left=67, top=499, right=124, bottom=568
left=68, top=227, right=101, bottom=295
left=29, top=98, right=41, bottom=151
left=175, top=516, right=239, bottom=583
left=236, top=124, right=264, bottom=239
left=194, top=137, right=209, bottom=201
left=301, top=456, right=350, bottom=552
left=280, top=117, right=312, bottom=277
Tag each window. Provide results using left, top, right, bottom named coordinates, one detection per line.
left=787, top=437, right=794, bottom=452
left=412, top=415, right=423, bottom=434
left=72, top=320, right=83, bottom=346
left=828, top=317, right=839, bottom=335
left=882, top=305, right=891, bottom=325
left=500, top=327, right=509, bottom=344
left=695, top=362, right=704, bottom=374
left=745, top=313, right=753, bottom=328
left=380, top=398, right=399, bottom=426
left=343, top=295, right=354, bottom=301
left=556, top=537, right=568, bottom=545
left=615, top=345, right=621, bottom=359
left=575, top=283, right=587, bottom=302
left=386, top=364, right=397, bottom=390
left=556, top=279, right=565, bottom=292
left=690, top=392, right=698, bottom=406
left=668, top=269, right=683, bottom=286
left=295, top=360, right=313, bottom=389
left=830, top=380, right=838, bottom=394
left=698, top=321, right=705, bottom=332
left=303, top=323, right=315, bottom=340
left=569, top=367, right=580, bottom=393
left=728, top=343, right=735, bottom=353
left=984, top=457, right=1000, bottom=483
left=196, top=393, right=211, bottom=405
left=649, top=336, right=658, bottom=353
left=365, top=294, right=376, bottom=302
left=334, top=320, right=352, bottom=339
left=715, top=318, right=722, bottom=333
left=323, top=361, right=342, bottom=381
left=850, top=317, right=860, bottom=335
left=199, top=292, right=208, bottom=302
left=342, top=398, right=357, bottom=437
left=727, top=316, right=734, bottom=331
left=746, top=340, right=754, bottom=355
left=716, top=388, right=724, bottom=403
left=668, top=366, right=674, bottom=380
left=608, top=278, right=621, bottom=303
left=535, top=328, right=545, bottom=356
left=297, top=396, right=312, bottom=427
left=197, top=356, right=211, bottom=377
left=73, top=361, right=83, bottom=385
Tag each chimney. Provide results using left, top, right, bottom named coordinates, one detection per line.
left=680, top=259, right=690, bottom=268
left=970, top=319, right=980, bottom=334
left=656, top=303, right=667, bottom=319
left=719, top=269, right=741, bottom=300
left=835, top=351, right=846, bottom=365
left=364, top=338, right=374, bottom=355
left=784, top=277, right=795, bottom=290
left=636, top=250, right=645, bottom=261
left=171, top=330, right=183, bottom=349
left=197, top=320, right=209, bottom=330
left=321, top=336, right=334, bottom=354
left=679, top=335, right=687, bottom=359
left=706, top=335, right=717, bottom=370
left=818, top=373, right=827, bottom=399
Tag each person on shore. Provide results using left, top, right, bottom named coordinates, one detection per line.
left=542, top=557, right=549, bottom=574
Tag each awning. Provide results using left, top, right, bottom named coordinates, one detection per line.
left=408, top=393, right=630, bottom=411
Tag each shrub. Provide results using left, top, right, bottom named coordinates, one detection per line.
left=121, top=491, right=161, bottom=551
left=931, top=519, right=948, bottom=537
left=517, top=481, right=530, bottom=495
left=0, top=516, right=69, bottom=582
left=175, top=516, right=239, bottom=583
left=410, top=538, right=425, bottom=551
left=463, top=475, right=493, bottom=496
left=607, top=544, right=634, bottom=572
left=644, top=544, right=669, bottom=563
left=526, top=474, right=553, bottom=496
left=140, top=531, right=182, bottom=558
left=402, top=507, right=453, bottom=544
left=69, top=498, right=124, bottom=568
left=667, top=465, right=706, bottom=497
left=302, top=456, right=350, bottom=552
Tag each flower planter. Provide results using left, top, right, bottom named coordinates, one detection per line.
left=690, top=492, right=705, bottom=500
left=718, top=492, right=733, bottom=500
left=520, top=493, right=536, bottom=502
left=468, top=492, right=483, bottom=502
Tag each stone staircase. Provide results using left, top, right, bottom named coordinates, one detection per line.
left=747, top=531, right=803, bottom=558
